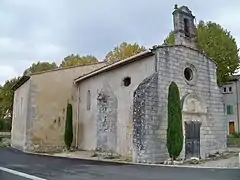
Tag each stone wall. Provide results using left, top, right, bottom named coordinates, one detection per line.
left=12, top=63, right=106, bottom=153
left=11, top=80, right=30, bottom=151
left=133, top=73, right=167, bottom=163
left=155, top=45, right=226, bottom=160
left=77, top=55, right=155, bottom=156
left=96, top=87, right=118, bottom=152
left=132, top=45, right=226, bottom=163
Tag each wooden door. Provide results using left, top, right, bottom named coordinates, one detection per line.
left=185, top=121, right=201, bottom=159
left=229, top=122, right=235, bottom=134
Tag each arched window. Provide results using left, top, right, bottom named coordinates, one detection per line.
left=87, top=90, right=91, bottom=110
left=184, top=18, right=190, bottom=37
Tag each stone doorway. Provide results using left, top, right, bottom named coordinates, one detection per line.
left=185, top=121, right=201, bottom=159
left=181, top=93, right=207, bottom=160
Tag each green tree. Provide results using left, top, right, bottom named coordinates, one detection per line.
left=104, top=42, right=146, bottom=62
left=167, top=81, right=183, bottom=160
left=60, top=54, right=98, bottom=68
left=163, top=21, right=240, bottom=84
left=64, top=103, right=73, bottom=150
left=24, top=61, right=57, bottom=75
left=0, top=77, right=21, bottom=131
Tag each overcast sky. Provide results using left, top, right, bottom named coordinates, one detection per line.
left=0, top=0, right=240, bottom=84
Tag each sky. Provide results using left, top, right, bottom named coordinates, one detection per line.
left=0, top=0, right=240, bottom=85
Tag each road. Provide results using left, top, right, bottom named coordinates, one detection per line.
left=0, top=147, right=239, bottom=180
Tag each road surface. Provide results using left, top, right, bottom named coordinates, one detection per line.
left=0, top=147, right=239, bottom=180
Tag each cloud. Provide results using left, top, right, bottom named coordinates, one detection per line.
left=0, top=0, right=240, bottom=84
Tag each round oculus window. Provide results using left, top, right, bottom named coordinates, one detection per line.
left=123, top=77, right=131, bottom=87
left=184, top=67, right=193, bottom=81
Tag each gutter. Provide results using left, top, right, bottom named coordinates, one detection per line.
left=74, top=50, right=153, bottom=84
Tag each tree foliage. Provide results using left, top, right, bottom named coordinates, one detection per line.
left=163, top=21, right=240, bottom=84
left=104, top=42, right=146, bottom=62
left=0, top=77, right=21, bottom=131
left=167, top=81, right=183, bottom=160
left=64, top=103, right=73, bottom=150
left=60, top=54, right=98, bottom=68
left=24, top=61, right=57, bottom=75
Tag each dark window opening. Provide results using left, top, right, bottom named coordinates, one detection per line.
left=184, top=67, right=193, bottom=81
left=184, top=18, right=190, bottom=37
left=227, top=105, right=234, bottom=115
left=123, top=77, right=131, bottom=87
left=229, top=86, right=232, bottom=92
left=223, top=87, right=227, bottom=92
left=87, top=90, right=91, bottom=110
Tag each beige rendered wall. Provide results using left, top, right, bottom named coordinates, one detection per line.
left=11, top=80, right=30, bottom=151
left=27, top=63, right=106, bottom=152
left=77, top=56, right=155, bottom=157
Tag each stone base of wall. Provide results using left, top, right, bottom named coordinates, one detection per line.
left=27, top=144, right=65, bottom=153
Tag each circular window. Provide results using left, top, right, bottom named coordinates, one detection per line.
left=184, top=67, right=193, bottom=81
left=123, top=77, right=131, bottom=87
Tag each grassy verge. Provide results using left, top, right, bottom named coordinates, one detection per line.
left=0, top=137, right=10, bottom=147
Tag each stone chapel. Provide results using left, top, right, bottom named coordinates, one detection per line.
left=74, top=5, right=227, bottom=163
left=11, top=5, right=227, bottom=164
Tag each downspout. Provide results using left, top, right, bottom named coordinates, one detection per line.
left=153, top=47, right=158, bottom=73
left=236, top=80, right=240, bottom=134
left=75, top=84, right=80, bottom=149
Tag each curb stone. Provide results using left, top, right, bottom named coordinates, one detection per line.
left=25, top=151, right=240, bottom=170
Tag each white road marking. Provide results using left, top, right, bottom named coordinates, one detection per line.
left=0, top=166, right=47, bottom=180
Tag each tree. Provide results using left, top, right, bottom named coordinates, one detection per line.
left=60, top=54, right=98, bottom=68
left=167, top=81, right=183, bottom=160
left=0, top=77, right=21, bottom=131
left=104, top=42, right=146, bottom=62
left=163, top=21, right=240, bottom=84
left=24, top=61, right=57, bottom=75
left=64, top=103, right=73, bottom=150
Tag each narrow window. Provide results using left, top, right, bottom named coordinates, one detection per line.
left=223, top=87, right=227, bottom=93
left=227, top=105, right=234, bottom=115
left=87, top=90, right=91, bottom=110
left=184, top=18, right=190, bottom=37
left=21, top=97, right=23, bottom=113
left=229, top=86, right=232, bottom=92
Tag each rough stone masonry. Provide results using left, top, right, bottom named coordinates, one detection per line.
left=132, top=5, right=227, bottom=164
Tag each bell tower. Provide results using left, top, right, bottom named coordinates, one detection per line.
left=172, top=5, right=197, bottom=48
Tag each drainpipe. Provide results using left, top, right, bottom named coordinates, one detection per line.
left=75, top=85, right=80, bottom=149
left=236, top=80, right=240, bottom=135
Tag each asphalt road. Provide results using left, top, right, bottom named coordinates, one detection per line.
left=0, top=170, right=28, bottom=180
left=0, top=147, right=240, bottom=180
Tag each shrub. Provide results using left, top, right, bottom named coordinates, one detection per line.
left=227, top=132, right=240, bottom=138
left=0, top=119, right=11, bottom=132
left=64, top=103, right=73, bottom=150
left=166, top=81, right=183, bottom=160
left=0, top=120, right=5, bottom=131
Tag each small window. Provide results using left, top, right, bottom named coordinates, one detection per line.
left=227, top=105, right=234, bottom=115
left=184, top=67, right=193, bottom=81
left=87, top=90, right=91, bottom=110
left=184, top=18, right=190, bottom=37
left=123, top=77, right=131, bottom=87
left=229, top=86, right=232, bottom=92
left=223, top=87, right=227, bottom=93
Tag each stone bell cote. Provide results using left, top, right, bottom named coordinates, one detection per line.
left=172, top=5, right=197, bottom=48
